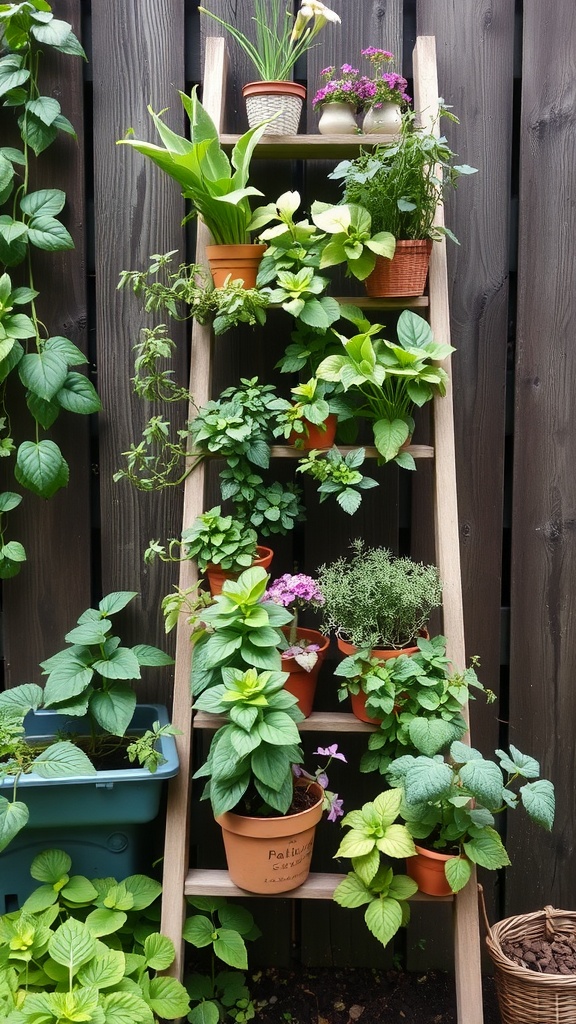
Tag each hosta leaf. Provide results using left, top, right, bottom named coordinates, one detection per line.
left=15, top=439, right=69, bottom=497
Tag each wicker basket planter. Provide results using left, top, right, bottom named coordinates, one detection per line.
left=484, top=900, right=576, bottom=1023
left=365, top=239, right=433, bottom=297
left=242, top=81, right=306, bottom=135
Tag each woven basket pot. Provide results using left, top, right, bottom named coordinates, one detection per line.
left=242, top=81, right=306, bottom=135
left=365, top=239, right=433, bottom=297
left=484, top=901, right=576, bottom=1023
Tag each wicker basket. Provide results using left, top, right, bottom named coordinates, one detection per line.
left=365, top=239, right=432, bottom=297
left=482, top=893, right=576, bottom=1023
left=242, top=81, right=305, bottom=136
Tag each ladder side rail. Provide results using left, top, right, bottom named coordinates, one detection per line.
left=160, top=36, right=228, bottom=979
left=413, top=35, right=484, bottom=1024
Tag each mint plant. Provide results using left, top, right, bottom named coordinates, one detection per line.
left=333, top=788, right=418, bottom=948
left=0, top=3, right=101, bottom=577
left=183, top=896, right=260, bottom=1024
left=0, top=848, right=190, bottom=1023
left=296, top=446, right=378, bottom=514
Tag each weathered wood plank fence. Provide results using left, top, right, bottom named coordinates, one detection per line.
left=1, top=0, right=575, bottom=957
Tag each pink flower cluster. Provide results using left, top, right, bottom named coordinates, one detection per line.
left=312, top=49, right=411, bottom=111
left=265, top=573, right=325, bottom=611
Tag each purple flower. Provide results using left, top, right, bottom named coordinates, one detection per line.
left=316, top=771, right=329, bottom=789
left=315, top=743, right=347, bottom=763
left=320, top=65, right=335, bottom=77
left=265, top=573, right=324, bottom=611
left=340, top=63, right=359, bottom=75
left=327, top=794, right=344, bottom=822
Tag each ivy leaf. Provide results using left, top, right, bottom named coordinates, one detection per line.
left=15, top=439, right=69, bottom=497
left=25, top=97, right=61, bottom=127
left=31, top=19, right=86, bottom=58
left=27, top=391, right=60, bottom=430
left=18, top=112, right=58, bottom=156
left=56, top=372, right=101, bottom=414
left=19, top=350, right=68, bottom=400
left=45, top=335, right=88, bottom=365
left=0, top=214, right=28, bottom=265
left=0, top=60, right=29, bottom=99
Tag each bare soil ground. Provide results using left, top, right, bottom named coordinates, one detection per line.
left=251, top=966, right=501, bottom=1023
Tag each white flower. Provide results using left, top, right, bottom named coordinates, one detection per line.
left=291, top=1, right=340, bottom=42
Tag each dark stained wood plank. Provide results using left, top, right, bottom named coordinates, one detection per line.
left=415, top=1, right=514, bottom=755
left=3, top=0, right=92, bottom=685
left=506, top=0, right=576, bottom=914
left=92, top=0, right=188, bottom=698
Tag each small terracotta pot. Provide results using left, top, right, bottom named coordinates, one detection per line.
left=289, top=414, right=337, bottom=450
left=242, top=81, right=306, bottom=135
left=215, top=780, right=324, bottom=893
left=365, top=239, right=433, bottom=298
left=336, top=636, right=423, bottom=724
left=205, top=243, right=267, bottom=289
left=205, top=546, right=273, bottom=597
left=406, top=843, right=460, bottom=896
left=281, top=627, right=330, bottom=718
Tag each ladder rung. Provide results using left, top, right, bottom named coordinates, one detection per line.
left=184, top=868, right=454, bottom=901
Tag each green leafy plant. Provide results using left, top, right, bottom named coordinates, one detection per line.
left=273, top=378, right=348, bottom=446
left=317, top=540, right=442, bottom=650
left=310, top=201, right=396, bottom=281
left=296, top=446, right=378, bottom=514
left=181, top=506, right=259, bottom=574
left=333, top=788, right=418, bottom=948
left=386, top=741, right=556, bottom=893
left=316, top=309, right=454, bottom=467
left=183, top=897, right=260, bottom=1024
left=331, top=108, right=477, bottom=243
left=334, top=636, right=495, bottom=773
left=0, top=847, right=190, bottom=1023
left=198, top=0, right=340, bottom=82
left=0, top=5, right=100, bottom=576
left=118, top=88, right=275, bottom=245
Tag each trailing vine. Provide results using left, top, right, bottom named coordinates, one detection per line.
left=0, top=1, right=100, bottom=577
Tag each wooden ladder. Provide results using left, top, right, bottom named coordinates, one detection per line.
left=160, top=34, right=484, bottom=1024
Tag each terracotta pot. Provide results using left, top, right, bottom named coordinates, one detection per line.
left=205, top=243, right=267, bottom=289
left=281, top=627, right=330, bottom=718
left=365, top=239, right=433, bottom=298
left=318, top=101, right=358, bottom=135
left=289, top=414, right=337, bottom=450
left=205, top=545, right=273, bottom=597
left=362, top=102, right=403, bottom=135
left=215, top=780, right=324, bottom=893
left=336, top=636, right=423, bottom=725
left=242, top=81, right=306, bottom=136
left=406, top=843, right=460, bottom=896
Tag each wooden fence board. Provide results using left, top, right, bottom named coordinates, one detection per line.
left=3, top=0, right=91, bottom=685
left=92, top=0, right=188, bottom=697
left=507, top=0, right=576, bottom=914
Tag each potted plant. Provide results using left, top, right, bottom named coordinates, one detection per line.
left=182, top=506, right=272, bottom=596
left=198, top=0, right=341, bottom=135
left=296, top=446, right=379, bottom=514
left=0, top=592, right=178, bottom=884
left=193, top=659, right=345, bottom=893
left=311, top=200, right=396, bottom=283
left=332, top=788, right=419, bottom=948
left=317, top=540, right=442, bottom=660
left=334, top=634, right=493, bottom=745
left=118, top=90, right=278, bottom=287
left=386, top=740, right=555, bottom=896
left=0, top=847, right=190, bottom=1019
left=315, top=309, right=454, bottom=467
left=357, top=47, right=411, bottom=134
left=273, top=378, right=341, bottom=449
left=265, top=572, right=328, bottom=717
left=331, top=109, right=478, bottom=295
left=312, top=63, right=364, bottom=135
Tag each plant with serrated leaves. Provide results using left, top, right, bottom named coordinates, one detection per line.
left=0, top=6, right=101, bottom=577
left=317, top=540, right=442, bottom=650
left=183, top=896, right=260, bottom=1024
left=233, top=477, right=305, bottom=538
left=0, top=692, right=96, bottom=852
left=146, top=506, right=260, bottom=577
left=386, top=741, right=556, bottom=894
left=127, top=721, right=180, bottom=774
left=190, top=378, right=288, bottom=470
left=334, top=636, right=494, bottom=774
left=272, top=377, right=349, bottom=447
left=333, top=788, right=418, bottom=948
left=296, top=446, right=378, bottom=514
left=190, top=566, right=292, bottom=697
left=316, top=309, right=454, bottom=467
left=0, top=847, right=190, bottom=1023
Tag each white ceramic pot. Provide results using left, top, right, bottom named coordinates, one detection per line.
left=362, top=102, right=403, bottom=134
left=317, top=101, right=358, bottom=135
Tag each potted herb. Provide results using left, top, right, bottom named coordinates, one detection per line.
left=182, top=506, right=272, bottom=596
left=265, top=572, right=328, bottom=717
left=118, top=90, right=277, bottom=286
left=0, top=848, right=190, bottom=1019
left=193, top=659, right=345, bottom=892
left=386, top=741, right=555, bottom=895
left=198, top=0, right=341, bottom=135
left=296, top=446, right=379, bottom=514
left=0, top=592, right=178, bottom=864
left=317, top=540, right=442, bottom=655
left=315, top=309, right=454, bottom=467
left=331, top=109, right=477, bottom=295
left=273, top=378, right=340, bottom=449
left=332, top=788, right=419, bottom=948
